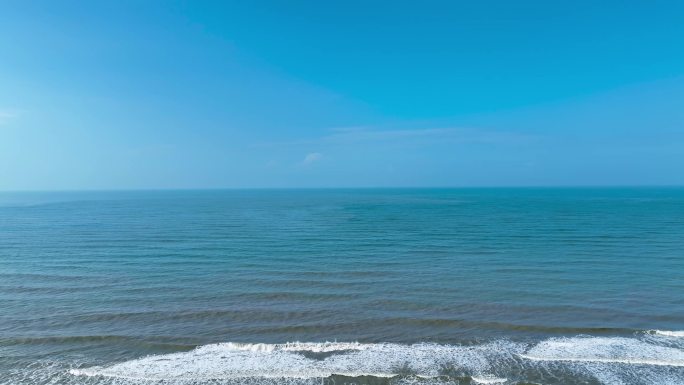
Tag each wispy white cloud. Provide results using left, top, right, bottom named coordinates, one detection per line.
left=322, top=126, right=538, bottom=144
left=302, top=152, right=323, bottom=165
left=258, top=125, right=537, bottom=148
left=0, top=110, right=19, bottom=125
left=324, top=127, right=457, bottom=142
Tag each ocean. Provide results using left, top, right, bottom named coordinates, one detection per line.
left=1, top=188, right=683, bottom=385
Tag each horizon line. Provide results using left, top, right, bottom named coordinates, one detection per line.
left=1, top=185, right=683, bottom=193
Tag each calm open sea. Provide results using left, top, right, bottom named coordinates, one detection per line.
left=1, top=188, right=683, bottom=385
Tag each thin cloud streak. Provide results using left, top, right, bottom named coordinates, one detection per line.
left=302, top=152, right=323, bottom=165
left=256, top=126, right=539, bottom=148
left=0, top=110, right=18, bottom=125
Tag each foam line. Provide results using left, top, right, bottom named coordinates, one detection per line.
left=68, top=338, right=684, bottom=384
left=470, top=376, right=508, bottom=384
left=69, top=341, right=520, bottom=381
left=521, top=336, right=684, bottom=367
left=651, top=330, right=684, bottom=338
left=520, top=354, right=684, bottom=367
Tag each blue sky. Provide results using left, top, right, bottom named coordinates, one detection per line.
left=1, top=1, right=682, bottom=189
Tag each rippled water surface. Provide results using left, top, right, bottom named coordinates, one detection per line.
left=1, top=188, right=683, bottom=384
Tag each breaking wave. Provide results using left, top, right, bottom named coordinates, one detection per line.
left=650, top=330, right=684, bottom=338
left=521, top=336, right=684, bottom=366
left=69, top=341, right=522, bottom=380
left=61, top=336, right=684, bottom=385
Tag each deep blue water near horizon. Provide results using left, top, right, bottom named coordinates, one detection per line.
left=1, top=188, right=683, bottom=385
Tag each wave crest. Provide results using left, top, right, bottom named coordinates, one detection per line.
left=70, top=341, right=521, bottom=381
left=650, top=330, right=684, bottom=338
left=67, top=337, right=684, bottom=385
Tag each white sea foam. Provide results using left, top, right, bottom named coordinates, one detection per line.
left=520, top=336, right=684, bottom=385
left=70, top=341, right=521, bottom=381
left=212, top=341, right=373, bottom=353
left=66, top=337, right=684, bottom=385
left=470, top=376, right=508, bottom=384
left=521, top=336, right=684, bottom=367
left=651, top=330, right=684, bottom=338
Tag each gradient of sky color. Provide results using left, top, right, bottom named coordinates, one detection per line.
left=1, top=1, right=683, bottom=190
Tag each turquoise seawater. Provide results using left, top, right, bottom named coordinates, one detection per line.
left=1, top=188, right=683, bottom=384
